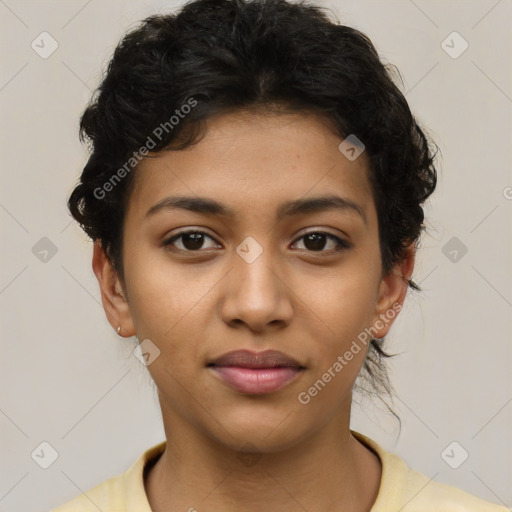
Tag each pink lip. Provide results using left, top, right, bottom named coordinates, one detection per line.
left=211, top=366, right=303, bottom=394
left=208, top=349, right=305, bottom=394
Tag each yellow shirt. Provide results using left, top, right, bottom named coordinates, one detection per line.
left=51, top=430, right=508, bottom=511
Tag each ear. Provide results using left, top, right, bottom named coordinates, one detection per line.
left=370, top=243, right=415, bottom=338
left=92, top=240, right=136, bottom=337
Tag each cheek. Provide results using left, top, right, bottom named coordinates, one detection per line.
left=292, top=262, right=381, bottom=406
left=124, top=252, right=218, bottom=366
left=303, top=266, right=379, bottom=348
left=123, top=253, right=178, bottom=339
left=294, top=274, right=377, bottom=412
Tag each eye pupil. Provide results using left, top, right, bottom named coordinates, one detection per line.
left=166, top=230, right=347, bottom=254
left=304, top=233, right=326, bottom=251
left=183, top=233, right=205, bottom=250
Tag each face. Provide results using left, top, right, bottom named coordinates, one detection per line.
left=95, top=109, right=412, bottom=452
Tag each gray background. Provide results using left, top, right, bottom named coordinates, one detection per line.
left=0, top=0, right=511, bottom=511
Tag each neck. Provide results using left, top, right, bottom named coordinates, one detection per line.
left=145, top=406, right=382, bottom=512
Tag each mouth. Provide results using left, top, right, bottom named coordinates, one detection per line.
left=207, top=349, right=306, bottom=394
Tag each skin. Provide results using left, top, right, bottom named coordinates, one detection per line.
left=93, top=108, right=415, bottom=512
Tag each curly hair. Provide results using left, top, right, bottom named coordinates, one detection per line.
left=68, top=0, right=438, bottom=422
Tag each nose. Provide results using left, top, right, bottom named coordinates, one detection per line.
left=220, top=247, right=294, bottom=333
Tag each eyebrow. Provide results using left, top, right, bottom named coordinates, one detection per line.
left=145, top=194, right=367, bottom=226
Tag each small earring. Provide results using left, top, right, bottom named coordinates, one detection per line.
left=117, top=326, right=121, bottom=334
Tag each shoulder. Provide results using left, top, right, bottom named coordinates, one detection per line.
left=50, top=440, right=166, bottom=512
left=400, top=466, right=509, bottom=512
left=50, top=472, right=125, bottom=512
left=350, top=430, right=508, bottom=512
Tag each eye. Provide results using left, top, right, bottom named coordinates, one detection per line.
left=163, top=229, right=351, bottom=254
left=291, top=231, right=351, bottom=253
left=163, top=230, right=220, bottom=252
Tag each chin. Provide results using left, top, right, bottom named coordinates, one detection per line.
left=204, top=402, right=314, bottom=452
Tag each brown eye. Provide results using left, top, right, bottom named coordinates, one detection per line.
left=163, top=231, right=219, bottom=251
left=292, top=232, right=351, bottom=253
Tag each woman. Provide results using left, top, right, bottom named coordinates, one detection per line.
left=52, top=0, right=507, bottom=510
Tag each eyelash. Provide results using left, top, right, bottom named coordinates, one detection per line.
left=162, top=229, right=351, bottom=254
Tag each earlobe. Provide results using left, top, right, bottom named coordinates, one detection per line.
left=371, top=243, right=415, bottom=338
left=92, top=241, right=136, bottom=337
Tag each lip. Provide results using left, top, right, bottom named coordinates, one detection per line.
left=207, top=349, right=305, bottom=394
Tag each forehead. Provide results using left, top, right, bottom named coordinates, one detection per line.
left=126, top=110, right=375, bottom=224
